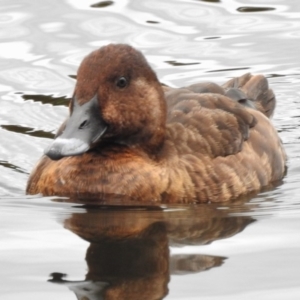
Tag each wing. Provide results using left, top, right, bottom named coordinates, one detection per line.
left=165, top=88, right=257, bottom=158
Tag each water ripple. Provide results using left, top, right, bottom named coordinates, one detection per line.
left=0, top=12, right=30, bottom=39
left=1, top=124, right=55, bottom=139
left=1, top=0, right=300, bottom=299
left=90, top=1, right=114, bottom=8
left=237, top=7, right=275, bottom=13
left=0, top=67, right=72, bottom=90
left=0, top=93, right=67, bottom=134
left=0, top=41, right=42, bottom=61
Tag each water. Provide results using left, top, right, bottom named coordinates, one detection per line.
left=1, top=0, right=300, bottom=299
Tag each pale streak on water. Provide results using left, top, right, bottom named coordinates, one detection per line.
left=0, top=0, right=300, bottom=299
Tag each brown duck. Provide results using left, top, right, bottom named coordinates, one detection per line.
left=26, top=44, right=287, bottom=203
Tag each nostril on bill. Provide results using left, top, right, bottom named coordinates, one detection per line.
left=79, top=120, right=88, bottom=129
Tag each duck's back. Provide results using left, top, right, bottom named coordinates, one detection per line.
left=161, top=73, right=286, bottom=202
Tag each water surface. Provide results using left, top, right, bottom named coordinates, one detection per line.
left=1, top=0, right=300, bottom=299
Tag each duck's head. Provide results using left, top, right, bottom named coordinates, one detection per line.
left=45, top=44, right=167, bottom=160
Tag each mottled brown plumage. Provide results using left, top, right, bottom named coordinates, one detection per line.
left=26, top=44, right=286, bottom=203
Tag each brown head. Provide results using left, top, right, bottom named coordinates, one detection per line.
left=45, top=44, right=167, bottom=160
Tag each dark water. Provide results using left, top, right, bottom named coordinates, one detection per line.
left=1, top=0, right=300, bottom=299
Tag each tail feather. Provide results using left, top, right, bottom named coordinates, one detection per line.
left=222, top=73, right=276, bottom=118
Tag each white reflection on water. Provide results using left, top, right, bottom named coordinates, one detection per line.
left=0, top=12, right=30, bottom=39
left=0, top=41, right=41, bottom=61
left=1, top=0, right=300, bottom=299
left=40, top=22, right=65, bottom=33
left=0, top=67, right=72, bottom=90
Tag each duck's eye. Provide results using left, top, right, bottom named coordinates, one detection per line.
left=116, top=76, right=127, bottom=88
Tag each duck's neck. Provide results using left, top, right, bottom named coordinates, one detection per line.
left=113, top=82, right=167, bottom=156
left=134, top=83, right=167, bottom=156
left=112, top=122, right=166, bottom=157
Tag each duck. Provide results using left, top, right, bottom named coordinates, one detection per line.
left=26, top=43, right=287, bottom=203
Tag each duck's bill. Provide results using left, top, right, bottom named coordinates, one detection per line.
left=44, top=95, right=107, bottom=160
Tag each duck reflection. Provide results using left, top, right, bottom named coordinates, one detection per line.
left=49, top=205, right=254, bottom=299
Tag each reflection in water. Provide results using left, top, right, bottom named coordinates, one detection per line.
left=237, top=7, right=276, bottom=13
left=49, top=205, right=254, bottom=299
left=198, top=0, right=221, bottom=3
left=0, top=66, right=72, bottom=90
left=165, top=60, right=200, bottom=66
left=21, top=93, right=69, bottom=106
left=0, top=160, right=27, bottom=174
left=146, top=20, right=160, bottom=24
left=90, top=1, right=114, bottom=8
left=203, top=36, right=220, bottom=40
left=0, top=0, right=300, bottom=298
left=207, top=67, right=250, bottom=73
left=1, top=124, right=55, bottom=139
